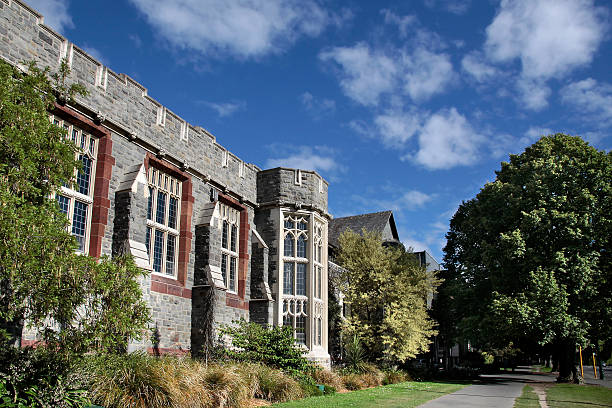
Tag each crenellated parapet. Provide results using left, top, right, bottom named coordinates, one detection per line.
left=256, top=167, right=329, bottom=219
left=0, top=0, right=259, bottom=205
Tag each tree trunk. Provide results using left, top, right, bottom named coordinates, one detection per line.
left=557, top=339, right=578, bottom=383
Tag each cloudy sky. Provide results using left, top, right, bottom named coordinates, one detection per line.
left=30, top=0, right=611, bottom=262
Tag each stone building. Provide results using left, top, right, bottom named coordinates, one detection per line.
left=0, top=0, right=329, bottom=365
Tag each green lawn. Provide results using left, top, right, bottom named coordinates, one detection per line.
left=532, top=365, right=553, bottom=373
left=547, top=383, right=612, bottom=408
left=513, top=385, right=540, bottom=408
left=272, top=381, right=467, bottom=408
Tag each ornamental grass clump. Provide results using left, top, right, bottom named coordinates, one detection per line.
left=84, top=353, right=305, bottom=408
left=85, top=352, right=172, bottom=408
left=311, top=368, right=345, bottom=392
left=239, top=363, right=303, bottom=402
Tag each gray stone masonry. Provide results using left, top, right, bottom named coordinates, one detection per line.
left=254, top=208, right=279, bottom=297
left=257, top=168, right=328, bottom=216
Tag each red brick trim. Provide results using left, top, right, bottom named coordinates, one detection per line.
left=145, top=153, right=193, bottom=293
left=52, top=104, right=114, bottom=258
left=218, top=193, right=250, bottom=305
left=151, top=274, right=192, bottom=298
left=226, top=293, right=250, bottom=310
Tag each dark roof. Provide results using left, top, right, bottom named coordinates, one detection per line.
left=328, top=210, right=399, bottom=248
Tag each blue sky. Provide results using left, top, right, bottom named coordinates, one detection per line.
left=30, top=0, right=611, bottom=263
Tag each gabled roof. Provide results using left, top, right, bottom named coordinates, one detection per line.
left=328, top=210, right=400, bottom=248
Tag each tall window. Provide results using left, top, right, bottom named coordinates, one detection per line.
left=146, top=167, right=181, bottom=277
left=313, top=220, right=325, bottom=346
left=220, top=202, right=239, bottom=293
left=282, top=214, right=308, bottom=344
left=51, top=115, right=97, bottom=253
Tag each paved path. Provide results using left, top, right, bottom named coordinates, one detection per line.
left=419, top=368, right=556, bottom=408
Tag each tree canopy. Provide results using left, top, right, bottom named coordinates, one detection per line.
left=443, top=134, right=611, bottom=380
left=0, top=59, right=149, bottom=353
left=336, top=229, right=440, bottom=363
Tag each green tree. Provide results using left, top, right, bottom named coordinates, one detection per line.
left=443, top=134, right=611, bottom=382
left=336, top=229, right=439, bottom=363
left=0, top=59, right=149, bottom=354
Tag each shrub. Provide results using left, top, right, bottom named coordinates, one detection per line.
left=220, top=320, right=315, bottom=378
left=383, top=369, right=410, bottom=385
left=343, top=334, right=368, bottom=373
left=0, top=342, right=89, bottom=408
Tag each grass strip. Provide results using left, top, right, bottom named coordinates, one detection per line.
left=513, top=385, right=540, bottom=408
left=547, top=383, right=612, bottom=408
left=272, top=381, right=466, bottom=408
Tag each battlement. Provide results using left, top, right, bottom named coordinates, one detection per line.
left=257, top=167, right=329, bottom=217
left=0, top=0, right=263, bottom=204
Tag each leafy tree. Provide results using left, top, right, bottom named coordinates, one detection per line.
left=0, top=58, right=149, bottom=353
left=443, top=134, right=611, bottom=382
left=336, top=229, right=439, bottom=363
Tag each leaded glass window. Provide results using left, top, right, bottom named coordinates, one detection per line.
left=146, top=167, right=181, bottom=277
left=219, top=202, right=240, bottom=293
left=282, top=213, right=309, bottom=344
left=51, top=115, right=97, bottom=254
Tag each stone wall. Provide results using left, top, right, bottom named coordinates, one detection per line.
left=257, top=168, right=328, bottom=215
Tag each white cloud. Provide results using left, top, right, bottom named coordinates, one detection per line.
left=560, top=78, right=612, bottom=125
left=374, top=110, right=420, bottom=148
left=28, top=0, right=73, bottom=34
left=352, top=189, right=433, bottom=213
left=265, top=146, right=343, bottom=175
left=300, top=92, right=336, bottom=118
left=424, top=0, right=471, bottom=15
left=485, top=0, right=607, bottom=80
left=320, top=43, right=454, bottom=106
left=461, top=52, right=498, bottom=82
left=203, top=101, right=246, bottom=117
left=410, top=108, right=484, bottom=170
left=403, top=48, right=454, bottom=101
left=319, top=43, right=398, bottom=106
left=524, top=126, right=554, bottom=142
left=516, top=78, right=551, bottom=111
left=381, top=9, right=416, bottom=38
left=396, top=190, right=433, bottom=210
left=129, top=0, right=339, bottom=59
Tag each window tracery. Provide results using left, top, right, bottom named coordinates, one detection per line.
left=282, top=214, right=309, bottom=344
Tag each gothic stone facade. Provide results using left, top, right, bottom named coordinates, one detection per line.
left=1, top=0, right=330, bottom=365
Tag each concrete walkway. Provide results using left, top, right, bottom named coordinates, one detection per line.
left=418, top=367, right=556, bottom=408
